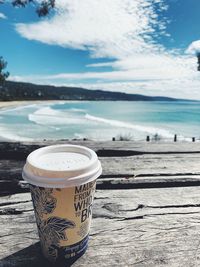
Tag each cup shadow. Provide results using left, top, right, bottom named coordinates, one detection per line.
left=0, top=242, right=48, bottom=267
left=0, top=242, right=84, bottom=267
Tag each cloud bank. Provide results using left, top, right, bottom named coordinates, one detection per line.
left=14, top=0, right=200, bottom=99
left=16, top=0, right=168, bottom=56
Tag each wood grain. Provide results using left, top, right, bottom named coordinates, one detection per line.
left=1, top=141, right=200, bottom=266
left=0, top=141, right=200, bottom=195
left=1, top=187, right=200, bottom=266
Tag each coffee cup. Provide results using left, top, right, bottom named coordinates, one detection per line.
left=22, top=144, right=102, bottom=266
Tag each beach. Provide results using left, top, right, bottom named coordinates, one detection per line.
left=0, top=100, right=64, bottom=109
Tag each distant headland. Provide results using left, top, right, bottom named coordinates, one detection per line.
left=0, top=81, right=190, bottom=101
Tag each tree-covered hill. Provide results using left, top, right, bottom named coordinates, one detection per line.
left=0, top=81, right=179, bottom=101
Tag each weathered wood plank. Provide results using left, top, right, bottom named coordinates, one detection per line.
left=1, top=152, right=200, bottom=195
left=2, top=153, right=200, bottom=178
left=1, top=153, right=200, bottom=195
left=3, top=174, right=200, bottom=198
left=1, top=141, right=200, bottom=195
left=1, top=153, right=200, bottom=178
left=1, top=187, right=200, bottom=266
left=1, top=141, right=200, bottom=160
left=101, top=154, right=200, bottom=176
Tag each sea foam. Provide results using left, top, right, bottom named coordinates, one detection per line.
left=0, top=101, right=195, bottom=142
left=29, top=107, right=86, bottom=125
left=0, top=126, right=34, bottom=141
left=85, top=113, right=174, bottom=138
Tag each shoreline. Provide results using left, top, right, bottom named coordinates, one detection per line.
left=0, top=100, right=67, bottom=110
left=0, top=100, right=199, bottom=143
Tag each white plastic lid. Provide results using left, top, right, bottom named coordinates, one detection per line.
left=22, top=144, right=102, bottom=188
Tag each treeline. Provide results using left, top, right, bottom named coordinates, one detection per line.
left=0, top=81, right=178, bottom=101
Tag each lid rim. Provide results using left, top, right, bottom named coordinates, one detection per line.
left=23, top=166, right=102, bottom=188
left=27, top=144, right=98, bottom=173
left=23, top=144, right=102, bottom=188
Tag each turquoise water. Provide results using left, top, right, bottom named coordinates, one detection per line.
left=0, top=101, right=200, bottom=141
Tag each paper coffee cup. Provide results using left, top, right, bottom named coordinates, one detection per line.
left=22, top=144, right=102, bottom=266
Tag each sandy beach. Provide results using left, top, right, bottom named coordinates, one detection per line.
left=0, top=101, right=28, bottom=109
left=0, top=100, right=63, bottom=110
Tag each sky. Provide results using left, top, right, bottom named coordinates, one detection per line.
left=1, top=0, right=200, bottom=99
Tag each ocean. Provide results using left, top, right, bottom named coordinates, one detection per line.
left=0, top=100, right=200, bottom=142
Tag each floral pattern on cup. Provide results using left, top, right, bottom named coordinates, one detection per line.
left=30, top=185, right=76, bottom=262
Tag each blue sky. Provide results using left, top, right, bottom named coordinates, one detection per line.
left=1, top=0, right=200, bottom=99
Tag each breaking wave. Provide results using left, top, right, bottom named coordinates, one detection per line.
left=85, top=113, right=174, bottom=138
left=0, top=126, right=34, bottom=141
left=0, top=101, right=195, bottom=141
left=28, top=107, right=85, bottom=125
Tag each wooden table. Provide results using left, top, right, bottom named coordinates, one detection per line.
left=1, top=141, right=200, bottom=267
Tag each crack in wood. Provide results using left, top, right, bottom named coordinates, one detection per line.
left=0, top=230, right=35, bottom=239
left=100, top=174, right=134, bottom=178
left=0, top=200, right=31, bottom=208
left=97, top=149, right=200, bottom=157
left=120, top=203, right=200, bottom=212
left=94, top=197, right=110, bottom=200
left=149, top=204, right=200, bottom=209
left=97, top=179, right=200, bottom=190
left=90, top=230, right=108, bottom=237
left=111, top=227, right=125, bottom=232
left=118, top=211, right=200, bottom=221
left=119, top=215, right=144, bottom=220
left=0, top=208, right=33, bottom=215
left=0, top=208, right=23, bottom=215
left=92, top=214, right=121, bottom=220
left=2, top=177, right=200, bottom=198
left=136, top=173, right=200, bottom=177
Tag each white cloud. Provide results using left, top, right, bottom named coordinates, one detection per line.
left=0, top=13, right=7, bottom=19
left=14, top=0, right=200, bottom=99
left=16, top=0, right=168, bottom=57
left=186, top=40, right=200, bottom=55
left=9, top=53, right=196, bottom=84
left=86, top=62, right=113, bottom=68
